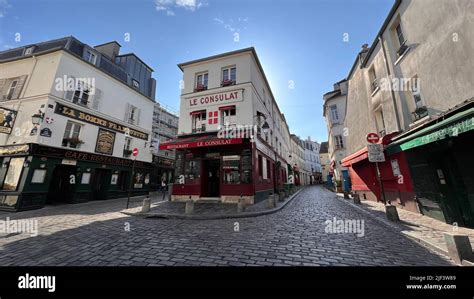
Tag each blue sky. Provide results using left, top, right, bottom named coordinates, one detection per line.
left=0, top=0, right=394, bottom=143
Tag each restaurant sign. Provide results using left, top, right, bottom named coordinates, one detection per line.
left=95, top=129, right=116, bottom=155
left=55, top=103, right=149, bottom=140
left=0, top=107, right=18, bottom=134
left=160, top=138, right=243, bottom=150
left=186, top=89, right=243, bottom=108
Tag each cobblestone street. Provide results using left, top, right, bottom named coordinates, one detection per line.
left=0, top=186, right=453, bottom=266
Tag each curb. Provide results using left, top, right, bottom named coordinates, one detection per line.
left=331, top=192, right=455, bottom=264
left=123, top=187, right=306, bottom=220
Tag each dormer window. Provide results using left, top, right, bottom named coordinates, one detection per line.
left=24, top=46, right=35, bottom=56
left=85, top=50, right=97, bottom=64
left=132, top=79, right=140, bottom=89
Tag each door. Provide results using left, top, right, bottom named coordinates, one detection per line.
left=433, top=152, right=473, bottom=227
left=202, top=159, right=220, bottom=197
left=47, top=165, right=77, bottom=204
left=342, top=170, right=351, bottom=192
left=92, top=169, right=111, bottom=200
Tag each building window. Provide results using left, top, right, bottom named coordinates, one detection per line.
left=258, top=155, right=263, bottom=178
left=223, top=155, right=240, bottom=184
left=132, top=79, right=140, bottom=89
left=411, top=77, right=428, bottom=120
left=71, top=81, right=91, bottom=106
left=334, top=135, right=344, bottom=149
left=195, top=72, right=208, bottom=91
left=222, top=66, right=236, bottom=86
left=221, top=107, right=236, bottom=126
left=62, top=121, right=83, bottom=148
left=369, top=66, right=378, bottom=93
left=191, top=111, right=206, bottom=133
left=85, top=50, right=97, bottom=64
left=330, top=105, right=339, bottom=124
left=2, top=158, right=25, bottom=191
left=123, top=137, right=132, bottom=157
left=262, top=156, right=268, bottom=180
left=6, top=80, right=18, bottom=100
left=127, top=105, right=140, bottom=125
left=375, top=109, right=386, bottom=136
left=266, top=159, right=271, bottom=181
left=395, top=23, right=405, bottom=48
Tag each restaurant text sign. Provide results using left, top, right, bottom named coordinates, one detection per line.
left=55, top=103, right=149, bottom=140
left=160, top=138, right=242, bottom=150
left=187, top=90, right=243, bottom=108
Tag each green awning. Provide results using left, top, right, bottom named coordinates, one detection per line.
left=386, top=108, right=474, bottom=155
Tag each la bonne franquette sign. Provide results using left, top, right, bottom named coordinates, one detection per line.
left=187, top=89, right=243, bottom=108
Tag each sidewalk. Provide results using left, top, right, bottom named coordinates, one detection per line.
left=122, top=187, right=305, bottom=220
left=335, top=192, right=474, bottom=261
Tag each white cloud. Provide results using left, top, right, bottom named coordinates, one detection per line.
left=155, top=0, right=204, bottom=16
left=213, top=17, right=248, bottom=33
left=0, top=0, right=10, bottom=18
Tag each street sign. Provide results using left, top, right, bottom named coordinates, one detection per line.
left=367, top=143, right=385, bottom=162
left=366, top=133, right=380, bottom=144
left=132, top=148, right=139, bottom=157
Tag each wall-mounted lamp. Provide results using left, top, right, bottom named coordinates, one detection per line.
left=31, top=110, right=44, bottom=125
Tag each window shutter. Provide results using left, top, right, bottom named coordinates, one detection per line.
left=64, top=75, right=75, bottom=101
left=0, top=79, right=6, bottom=96
left=124, top=103, right=131, bottom=122
left=135, top=108, right=140, bottom=126
left=12, top=75, right=28, bottom=99
left=92, top=88, right=102, bottom=110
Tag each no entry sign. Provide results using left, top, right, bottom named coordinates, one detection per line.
left=132, top=148, right=139, bottom=157
left=366, top=133, right=380, bottom=144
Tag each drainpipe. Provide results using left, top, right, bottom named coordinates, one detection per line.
left=379, top=36, right=402, bottom=132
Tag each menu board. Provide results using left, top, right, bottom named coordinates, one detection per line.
left=174, top=151, right=185, bottom=178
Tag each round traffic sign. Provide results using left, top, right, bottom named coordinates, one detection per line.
left=132, top=148, right=139, bottom=156
left=366, top=133, right=380, bottom=144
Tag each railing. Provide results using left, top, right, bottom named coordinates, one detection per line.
left=412, top=106, right=429, bottom=121
left=194, top=84, right=207, bottom=92
left=221, top=79, right=236, bottom=87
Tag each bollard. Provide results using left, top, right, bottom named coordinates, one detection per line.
left=385, top=204, right=400, bottom=221
left=185, top=197, right=194, bottom=214
left=237, top=194, right=245, bottom=213
left=141, top=196, right=151, bottom=213
left=353, top=193, right=361, bottom=204
left=279, top=192, right=284, bottom=202
left=444, top=233, right=473, bottom=264
left=267, top=193, right=275, bottom=209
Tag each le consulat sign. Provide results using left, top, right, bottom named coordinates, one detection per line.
left=55, top=103, right=149, bottom=140
left=186, top=89, right=243, bottom=108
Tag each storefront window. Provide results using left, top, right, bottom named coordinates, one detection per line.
left=241, top=151, right=252, bottom=184
left=223, top=155, right=240, bottom=184
left=185, top=159, right=200, bottom=184
left=2, top=157, right=25, bottom=191
left=174, top=151, right=185, bottom=184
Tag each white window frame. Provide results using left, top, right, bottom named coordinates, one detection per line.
left=221, top=107, right=236, bottom=126
left=72, top=81, right=91, bottom=106
left=62, top=121, right=83, bottom=149
left=222, top=66, right=236, bottom=83
left=128, top=105, right=139, bottom=125
left=6, top=80, right=18, bottom=100
left=195, top=72, right=208, bottom=89
left=334, top=135, right=344, bottom=150
left=330, top=105, right=339, bottom=124
left=85, top=50, right=97, bottom=64
left=192, top=111, right=206, bottom=132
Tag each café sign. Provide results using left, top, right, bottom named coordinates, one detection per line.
left=55, top=103, right=149, bottom=140
left=186, top=90, right=243, bottom=108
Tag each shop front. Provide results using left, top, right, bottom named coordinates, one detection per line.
left=0, top=143, right=153, bottom=211
left=386, top=104, right=474, bottom=228
left=160, top=133, right=275, bottom=205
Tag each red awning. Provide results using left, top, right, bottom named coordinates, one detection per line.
left=190, top=110, right=206, bottom=115
left=159, top=134, right=243, bottom=150
left=341, top=147, right=369, bottom=167
left=219, top=105, right=236, bottom=110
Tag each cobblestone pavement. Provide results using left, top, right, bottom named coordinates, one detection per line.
left=0, top=186, right=453, bottom=266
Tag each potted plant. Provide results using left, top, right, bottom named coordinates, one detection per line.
left=194, top=84, right=207, bottom=92
left=221, top=79, right=235, bottom=87
left=63, top=137, right=84, bottom=147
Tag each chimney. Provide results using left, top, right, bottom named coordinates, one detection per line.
left=361, top=43, right=369, bottom=50
left=94, top=41, right=121, bottom=60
